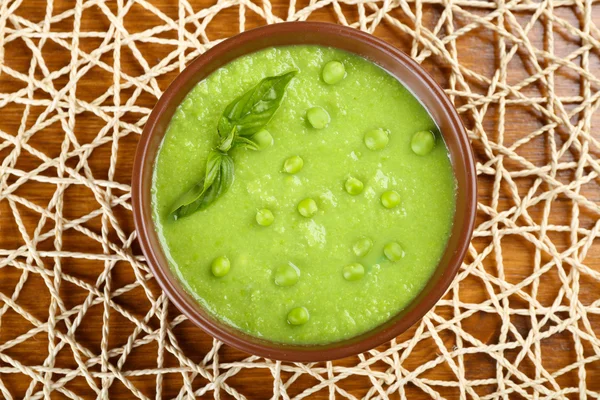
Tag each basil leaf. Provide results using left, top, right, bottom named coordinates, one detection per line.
left=218, top=70, right=298, bottom=138
left=217, top=127, right=236, bottom=152
left=199, top=154, right=234, bottom=208
left=233, top=136, right=260, bottom=151
left=171, top=71, right=297, bottom=220
left=170, top=152, right=234, bottom=219
left=169, top=181, right=205, bottom=219
left=204, top=150, right=223, bottom=189
left=217, top=88, right=254, bottom=139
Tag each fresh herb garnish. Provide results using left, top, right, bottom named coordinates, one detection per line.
left=171, top=70, right=298, bottom=220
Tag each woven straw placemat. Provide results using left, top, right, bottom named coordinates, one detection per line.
left=1, top=0, right=600, bottom=398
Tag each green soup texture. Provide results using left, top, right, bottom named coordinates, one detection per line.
left=152, top=45, right=456, bottom=344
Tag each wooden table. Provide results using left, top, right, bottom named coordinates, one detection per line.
left=1, top=0, right=600, bottom=398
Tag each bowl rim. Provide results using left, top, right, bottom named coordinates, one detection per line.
left=132, top=21, right=477, bottom=362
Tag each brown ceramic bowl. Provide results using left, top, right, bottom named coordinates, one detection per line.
left=132, top=22, right=476, bottom=362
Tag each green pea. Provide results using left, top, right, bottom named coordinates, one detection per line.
left=287, top=306, right=310, bottom=325
left=256, top=208, right=274, bottom=226
left=384, top=242, right=405, bottom=261
left=297, top=198, right=318, bottom=218
left=411, top=130, right=436, bottom=156
left=343, top=263, right=365, bottom=281
left=273, top=263, right=300, bottom=287
left=322, top=61, right=346, bottom=85
left=211, top=256, right=230, bottom=277
left=381, top=190, right=401, bottom=209
left=353, top=237, right=373, bottom=257
left=344, top=177, right=364, bottom=195
left=364, top=128, right=389, bottom=151
left=283, top=156, right=304, bottom=174
left=252, top=129, right=274, bottom=150
left=306, top=106, right=330, bottom=129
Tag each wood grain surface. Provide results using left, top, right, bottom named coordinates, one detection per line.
left=1, top=0, right=600, bottom=399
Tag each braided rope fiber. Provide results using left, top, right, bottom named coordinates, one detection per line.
left=1, top=0, right=600, bottom=398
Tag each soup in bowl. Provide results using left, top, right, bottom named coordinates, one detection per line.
left=132, top=22, right=476, bottom=362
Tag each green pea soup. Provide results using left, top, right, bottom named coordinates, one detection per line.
left=152, top=45, right=457, bottom=344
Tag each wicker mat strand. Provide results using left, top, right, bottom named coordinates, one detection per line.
left=1, top=0, right=600, bottom=398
